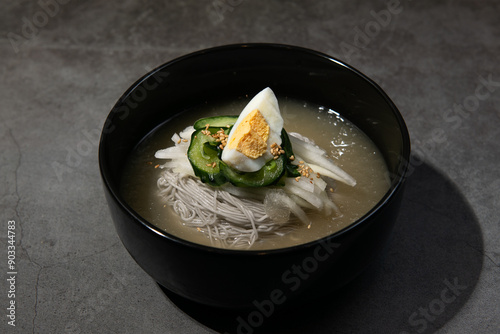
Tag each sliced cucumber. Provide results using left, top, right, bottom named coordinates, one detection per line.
left=219, top=155, right=286, bottom=187
left=193, top=115, right=238, bottom=130
left=187, top=129, right=227, bottom=186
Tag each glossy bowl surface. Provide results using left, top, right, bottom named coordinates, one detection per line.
left=99, top=43, right=410, bottom=308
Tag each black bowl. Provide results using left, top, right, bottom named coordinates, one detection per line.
left=99, top=44, right=410, bottom=309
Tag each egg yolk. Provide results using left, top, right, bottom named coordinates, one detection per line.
left=226, top=109, right=269, bottom=159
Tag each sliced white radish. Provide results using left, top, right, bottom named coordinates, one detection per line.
left=307, top=163, right=356, bottom=187
left=284, top=178, right=323, bottom=209
left=179, top=126, right=195, bottom=140
left=279, top=193, right=310, bottom=226
left=288, top=194, right=316, bottom=210
left=289, top=133, right=325, bottom=157
left=289, top=133, right=356, bottom=187
left=155, top=147, right=187, bottom=159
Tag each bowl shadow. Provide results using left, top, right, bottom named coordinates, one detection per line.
left=159, top=160, right=483, bottom=334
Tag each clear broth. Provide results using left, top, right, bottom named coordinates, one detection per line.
left=120, top=96, right=391, bottom=250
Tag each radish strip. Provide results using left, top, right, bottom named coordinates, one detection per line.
left=313, top=176, right=327, bottom=191
left=288, top=194, right=316, bottom=210
left=289, top=133, right=325, bottom=156
left=319, top=191, right=340, bottom=215
left=308, top=163, right=356, bottom=187
left=155, top=148, right=187, bottom=159
left=289, top=133, right=356, bottom=187
left=290, top=174, right=315, bottom=193
left=172, top=166, right=196, bottom=177
left=179, top=126, right=195, bottom=139
left=280, top=194, right=310, bottom=225
left=284, top=178, right=323, bottom=209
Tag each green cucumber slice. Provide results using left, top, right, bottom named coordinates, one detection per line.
left=219, top=155, right=286, bottom=187
left=187, top=129, right=227, bottom=186
left=193, top=115, right=238, bottom=130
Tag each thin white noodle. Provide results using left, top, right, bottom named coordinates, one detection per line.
left=157, top=170, right=299, bottom=249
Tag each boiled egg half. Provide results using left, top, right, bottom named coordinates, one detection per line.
left=221, top=87, right=283, bottom=172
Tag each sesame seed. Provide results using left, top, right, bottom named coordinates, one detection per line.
left=182, top=139, right=188, bottom=142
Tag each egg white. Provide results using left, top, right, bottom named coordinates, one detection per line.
left=221, top=87, right=283, bottom=172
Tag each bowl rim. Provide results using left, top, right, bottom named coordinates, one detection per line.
left=99, top=42, right=411, bottom=256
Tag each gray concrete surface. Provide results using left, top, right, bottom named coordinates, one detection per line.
left=1, top=0, right=499, bottom=333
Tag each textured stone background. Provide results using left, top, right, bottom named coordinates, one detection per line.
left=1, top=0, right=499, bottom=333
